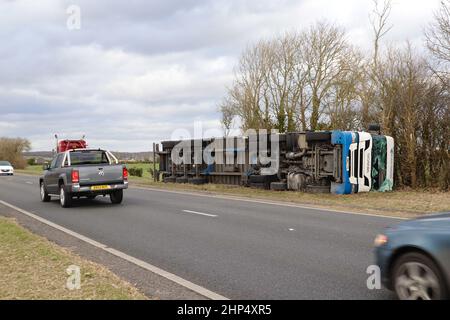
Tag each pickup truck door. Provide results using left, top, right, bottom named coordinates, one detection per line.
left=45, top=154, right=64, bottom=194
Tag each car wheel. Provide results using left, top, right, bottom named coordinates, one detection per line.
left=392, top=252, right=448, bottom=300
left=110, top=190, right=123, bottom=204
left=40, top=182, right=51, bottom=202
left=59, top=185, right=72, bottom=208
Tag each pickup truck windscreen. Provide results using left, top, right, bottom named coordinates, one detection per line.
left=70, top=151, right=110, bottom=166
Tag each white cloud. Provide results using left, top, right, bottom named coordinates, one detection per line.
left=0, top=0, right=442, bottom=151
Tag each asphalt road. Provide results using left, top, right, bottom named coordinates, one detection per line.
left=0, top=175, right=399, bottom=299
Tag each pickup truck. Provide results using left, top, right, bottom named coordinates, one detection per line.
left=39, top=149, right=128, bottom=208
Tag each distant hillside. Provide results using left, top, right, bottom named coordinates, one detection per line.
left=23, top=151, right=53, bottom=159
left=111, top=152, right=157, bottom=162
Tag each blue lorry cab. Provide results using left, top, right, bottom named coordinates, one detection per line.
left=330, top=131, right=355, bottom=194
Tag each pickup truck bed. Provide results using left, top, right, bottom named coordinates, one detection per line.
left=39, top=149, right=128, bottom=208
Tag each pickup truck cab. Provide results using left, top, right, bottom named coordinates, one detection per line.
left=40, top=149, right=128, bottom=208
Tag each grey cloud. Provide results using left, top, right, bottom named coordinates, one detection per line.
left=0, top=0, right=442, bottom=151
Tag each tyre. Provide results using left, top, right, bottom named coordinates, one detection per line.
left=176, top=177, right=188, bottom=183
left=305, top=131, right=331, bottom=142
left=270, top=181, right=287, bottom=191
left=249, top=182, right=269, bottom=190
left=40, top=182, right=51, bottom=202
left=189, top=177, right=207, bottom=185
left=305, top=185, right=330, bottom=194
left=392, top=252, right=448, bottom=300
left=249, top=174, right=277, bottom=184
left=163, top=176, right=176, bottom=183
left=59, top=184, right=72, bottom=208
left=110, top=190, right=123, bottom=204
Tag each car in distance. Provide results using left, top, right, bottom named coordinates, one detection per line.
left=375, top=213, right=450, bottom=300
left=40, top=149, right=128, bottom=208
left=0, top=161, right=14, bottom=176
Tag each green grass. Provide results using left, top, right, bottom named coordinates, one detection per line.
left=0, top=217, right=147, bottom=300
left=123, top=162, right=159, bottom=178
left=15, top=165, right=42, bottom=176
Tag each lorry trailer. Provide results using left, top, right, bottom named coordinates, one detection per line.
left=156, top=129, right=394, bottom=194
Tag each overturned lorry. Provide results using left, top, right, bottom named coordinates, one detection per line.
left=156, top=128, right=394, bottom=194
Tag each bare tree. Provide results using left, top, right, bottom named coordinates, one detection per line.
left=218, top=11, right=449, bottom=190
left=370, top=0, right=393, bottom=69
left=0, top=137, right=31, bottom=169
left=426, top=0, right=450, bottom=67
left=301, top=22, right=356, bottom=130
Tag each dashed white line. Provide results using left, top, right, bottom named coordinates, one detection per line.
left=182, top=210, right=218, bottom=218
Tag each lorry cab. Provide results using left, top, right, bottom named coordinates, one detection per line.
left=356, top=132, right=372, bottom=192
left=336, top=131, right=372, bottom=194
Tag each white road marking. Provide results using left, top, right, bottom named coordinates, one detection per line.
left=182, top=210, right=218, bottom=218
left=0, top=199, right=228, bottom=300
left=132, top=186, right=407, bottom=220
left=288, top=228, right=295, bottom=231
left=26, top=181, right=33, bottom=185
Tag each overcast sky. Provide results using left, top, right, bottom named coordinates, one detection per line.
left=0, top=0, right=442, bottom=151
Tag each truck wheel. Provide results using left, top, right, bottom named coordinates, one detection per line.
left=163, top=176, right=176, bottom=183
left=305, top=185, right=330, bottom=194
left=270, top=182, right=287, bottom=191
left=305, top=132, right=331, bottom=142
left=40, top=182, right=51, bottom=202
left=110, top=190, right=123, bottom=204
left=59, top=185, right=72, bottom=208
left=249, top=175, right=277, bottom=184
left=189, top=177, right=207, bottom=185
left=176, top=177, right=188, bottom=183
left=249, top=182, right=269, bottom=190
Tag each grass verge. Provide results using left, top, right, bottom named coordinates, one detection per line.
left=0, top=216, right=147, bottom=300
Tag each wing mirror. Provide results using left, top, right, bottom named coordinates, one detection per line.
left=43, top=163, right=50, bottom=170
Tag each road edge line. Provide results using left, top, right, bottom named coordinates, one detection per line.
left=0, top=199, right=229, bottom=300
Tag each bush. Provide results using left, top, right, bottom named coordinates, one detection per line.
left=27, top=158, right=36, bottom=166
left=0, top=137, right=31, bottom=169
left=128, top=167, right=143, bottom=177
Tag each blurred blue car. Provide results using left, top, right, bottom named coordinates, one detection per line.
left=375, top=212, right=450, bottom=300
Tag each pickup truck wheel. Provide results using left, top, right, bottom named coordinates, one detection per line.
left=110, top=190, right=123, bottom=204
left=59, top=185, right=72, bottom=208
left=40, top=182, right=51, bottom=202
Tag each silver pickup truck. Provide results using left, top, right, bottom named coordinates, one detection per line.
left=39, top=149, right=128, bottom=208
